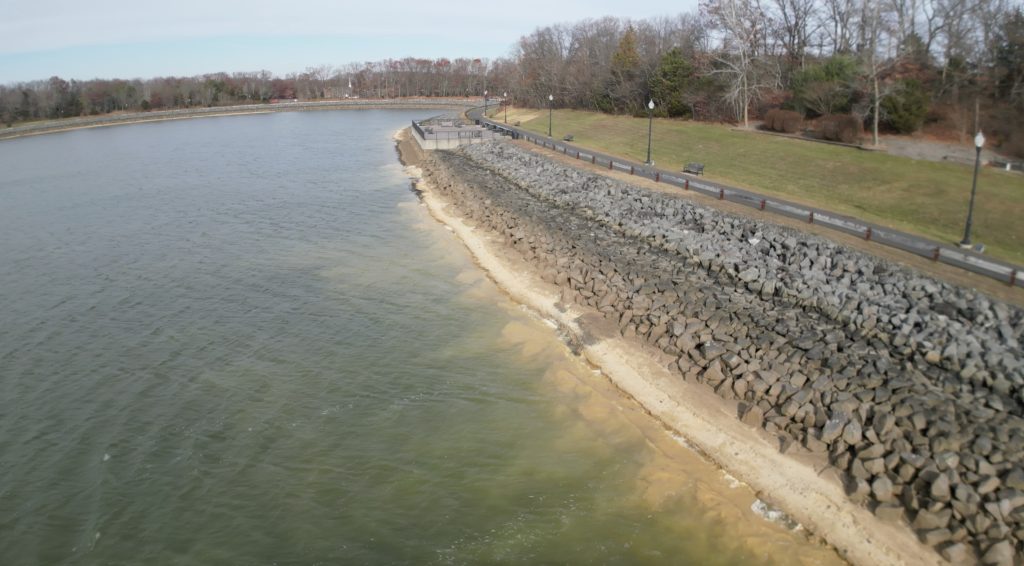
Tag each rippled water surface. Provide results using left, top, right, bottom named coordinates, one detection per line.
left=0, top=111, right=842, bottom=565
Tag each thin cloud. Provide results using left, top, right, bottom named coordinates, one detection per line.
left=0, top=0, right=691, bottom=54
left=0, top=0, right=695, bottom=81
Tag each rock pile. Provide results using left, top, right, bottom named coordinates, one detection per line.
left=421, top=140, right=1024, bottom=563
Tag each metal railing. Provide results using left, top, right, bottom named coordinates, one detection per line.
left=468, top=108, right=1023, bottom=288
left=410, top=120, right=428, bottom=140
left=412, top=118, right=503, bottom=150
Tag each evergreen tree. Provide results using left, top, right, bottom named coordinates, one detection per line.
left=995, top=8, right=1024, bottom=104
left=881, top=79, right=929, bottom=133
left=790, top=56, right=858, bottom=117
left=609, top=25, right=642, bottom=113
left=650, top=47, right=695, bottom=117
left=611, top=25, right=641, bottom=72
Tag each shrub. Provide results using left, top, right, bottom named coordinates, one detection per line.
left=790, top=56, right=859, bottom=117
left=778, top=110, right=804, bottom=133
left=881, top=79, right=929, bottom=134
left=820, top=114, right=863, bottom=144
left=763, top=108, right=804, bottom=133
left=985, top=106, right=1024, bottom=159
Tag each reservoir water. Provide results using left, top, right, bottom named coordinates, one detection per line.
left=0, top=111, right=841, bottom=564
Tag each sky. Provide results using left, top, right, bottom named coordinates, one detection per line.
left=0, top=0, right=696, bottom=84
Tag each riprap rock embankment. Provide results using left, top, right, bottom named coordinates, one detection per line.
left=422, top=140, right=1024, bottom=564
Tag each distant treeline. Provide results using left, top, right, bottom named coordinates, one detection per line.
left=3, top=0, right=1023, bottom=154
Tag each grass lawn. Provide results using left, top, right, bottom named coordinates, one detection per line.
left=495, top=107, right=1024, bottom=264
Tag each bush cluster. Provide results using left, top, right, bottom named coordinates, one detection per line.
left=820, top=114, right=863, bottom=144
left=763, top=109, right=804, bottom=133
left=881, top=79, right=930, bottom=134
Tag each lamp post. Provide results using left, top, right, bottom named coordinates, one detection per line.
left=960, top=131, right=986, bottom=248
left=548, top=94, right=553, bottom=137
left=483, top=90, right=488, bottom=119
left=503, top=92, right=508, bottom=123
left=646, top=99, right=655, bottom=165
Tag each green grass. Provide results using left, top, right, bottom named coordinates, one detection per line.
left=508, top=108, right=1024, bottom=264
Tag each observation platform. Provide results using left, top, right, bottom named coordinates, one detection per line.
left=411, top=117, right=502, bottom=150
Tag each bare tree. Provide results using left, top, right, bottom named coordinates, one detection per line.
left=704, top=0, right=776, bottom=126
left=822, top=0, right=861, bottom=54
left=773, top=0, right=819, bottom=71
left=860, top=0, right=896, bottom=145
left=888, top=0, right=919, bottom=46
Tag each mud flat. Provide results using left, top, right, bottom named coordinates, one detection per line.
left=397, top=130, right=1024, bottom=565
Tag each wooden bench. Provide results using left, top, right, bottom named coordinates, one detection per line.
left=683, top=162, right=705, bottom=176
left=563, top=134, right=575, bottom=142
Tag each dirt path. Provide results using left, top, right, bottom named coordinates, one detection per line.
left=881, top=136, right=1010, bottom=167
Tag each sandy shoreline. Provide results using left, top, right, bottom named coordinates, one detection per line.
left=395, top=128, right=942, bottom=565
left=0, top=100, right=471, bottom=142
left=0, top=111, right=278, bottom=141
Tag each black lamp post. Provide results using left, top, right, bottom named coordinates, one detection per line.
left=960, top=131, right=986, bottom=248
left=503, top=92, right=508, bottom=123
left=483, top=90, right=488, bottom=119
left=548, top=94, right=554, bottom=137
left=646, top=99, right=655, bottom=165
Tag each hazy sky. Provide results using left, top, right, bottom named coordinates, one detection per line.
left=0, top=0, right=696, bottom=84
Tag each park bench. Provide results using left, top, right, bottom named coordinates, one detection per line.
left=992, top=158, right=1022, bottom=172
left=563, top=134, right=575, bottom=142
left=683, top=162, right=705, bottom=176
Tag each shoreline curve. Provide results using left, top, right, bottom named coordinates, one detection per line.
left=395, top=127, right=943, bottom=566
left=0, top=98, right=473, bottom=142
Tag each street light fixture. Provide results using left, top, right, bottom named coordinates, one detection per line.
left=483, top=90, right=488, bottom=119
left=646, top=99, right=655, bottom=165
left=960, top=131, right=986, bottom=248
left=504, top=92, right=508, bottom=123
left=548, top=94, right=554, bottom=137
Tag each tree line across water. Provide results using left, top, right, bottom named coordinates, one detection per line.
left=2, top=1, right=1022, bottom=155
